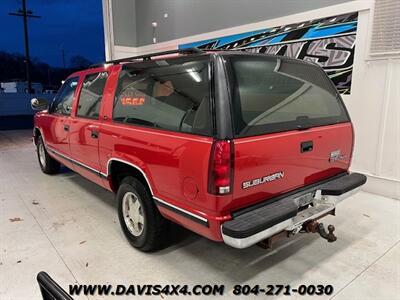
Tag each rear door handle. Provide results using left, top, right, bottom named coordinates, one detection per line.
left=88, top=125, right=99, bottom=139
left=91, top=130, right=99, bottom=139
left=63, top=125, right=69, bottom=131
left=301, top=140, right=313, bottom=153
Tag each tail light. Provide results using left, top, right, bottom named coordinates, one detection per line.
left=208, top=140, right=234, bottom=195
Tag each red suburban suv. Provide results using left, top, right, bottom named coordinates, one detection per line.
left=32, top=49, right=366, bottom=251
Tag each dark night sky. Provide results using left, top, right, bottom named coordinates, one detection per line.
left=0, top=0, right=105, bottom=67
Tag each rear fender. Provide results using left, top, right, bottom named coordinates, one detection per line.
left=105, top=155, right=156, bottom=194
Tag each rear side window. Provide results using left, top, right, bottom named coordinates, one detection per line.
left=227, top=55, right=349, bottom=138
left=113, top=56, right=212, bottom=136
left=76, top=72, right=108, bottom=119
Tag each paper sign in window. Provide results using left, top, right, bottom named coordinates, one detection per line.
left=121, top=97, right=145, bottom=106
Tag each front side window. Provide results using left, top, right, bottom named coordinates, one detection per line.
left=76, top=72, right=108, bottom=119
left=113, top=56, right=212, bottom=136
left=227, top=55, right=350, bottom=138
left=52, top=77, right=79, bottom=115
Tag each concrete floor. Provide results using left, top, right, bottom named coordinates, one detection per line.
left=0, top=130, right=399, bottom=300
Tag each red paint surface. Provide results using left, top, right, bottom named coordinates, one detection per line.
left=35, top=63, right=353, bottom=242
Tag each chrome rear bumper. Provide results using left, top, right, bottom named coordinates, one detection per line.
left=222, top=175, right=364, bottom=249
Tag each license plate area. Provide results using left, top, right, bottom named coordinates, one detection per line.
left=289, top=203, right=334, bottom=229
left=293, top=191, right=315, bottom=208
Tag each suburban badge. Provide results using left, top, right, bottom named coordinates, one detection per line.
left=242, top=171, right=285, bottom=189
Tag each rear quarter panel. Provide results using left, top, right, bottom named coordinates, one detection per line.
left=99, top=123, right=214, bottom=215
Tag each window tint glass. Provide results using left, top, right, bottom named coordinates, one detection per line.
left=52, top=77, right=79, bottom=115
left=227, top=56, right=349, bottom=137
left=113, top=56, right=212, bottom=136
left=77, top=72, right=108, bottom=119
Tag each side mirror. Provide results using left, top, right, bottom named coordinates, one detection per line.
left=31, top=98, right=49, bottom=111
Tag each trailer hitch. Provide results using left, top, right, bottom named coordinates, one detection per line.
left=257, top=220, right=337, bottom=250
left=304, top=220, right=337, bottom=242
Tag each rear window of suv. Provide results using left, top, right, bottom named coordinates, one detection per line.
left=113, top=55, right=212, bottom=136
left=226, top=55, right=350, bottom=138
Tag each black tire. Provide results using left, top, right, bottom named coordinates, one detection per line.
left=117, top=176, right=169, bottom=252
left=36, top=136, right=60, bottom=174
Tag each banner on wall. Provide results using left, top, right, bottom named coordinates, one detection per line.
left=179, top=12, right=358, bottom=94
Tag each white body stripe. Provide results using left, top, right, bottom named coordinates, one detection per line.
left=153, top=197, right=208, bottom=223
left=40, top=141, right=208, bottom=223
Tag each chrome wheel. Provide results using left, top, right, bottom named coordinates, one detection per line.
left=38, top=142, right=46, bottom=168
left=122, top=192, right=144, bottom=236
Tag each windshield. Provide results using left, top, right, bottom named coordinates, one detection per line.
left=226, top=55, right=350, bottom=138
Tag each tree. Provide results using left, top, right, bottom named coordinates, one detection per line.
left=0, top=51, right=94, bottom=90
left=69, top=55, right=92, bottom=69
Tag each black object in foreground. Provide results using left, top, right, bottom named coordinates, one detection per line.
left=37, top=271, right=73, bottom=300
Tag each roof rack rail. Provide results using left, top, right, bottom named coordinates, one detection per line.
left=89, top=48, right=204, bottom=68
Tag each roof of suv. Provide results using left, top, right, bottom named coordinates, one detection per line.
left=90, top=48, right=315, bottom=69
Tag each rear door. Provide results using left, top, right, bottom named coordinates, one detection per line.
left=43, top=76, right=79, bottom=157
left=69, top=70, right=109, bottom=183
left=225, top=55, right=353, bottom=210
left=100, top=56, right=214, bottom=208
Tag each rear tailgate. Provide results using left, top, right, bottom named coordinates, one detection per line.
left=233, top=122, right=352, bottom=210
left=224, top=54, right=352, bottom=211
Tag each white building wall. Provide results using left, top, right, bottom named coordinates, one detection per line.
left=104, top=0, right=400, bottom=199
left=347, top=8, right=400, bottom=199
left=1, top=82, right=43, bottom=94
